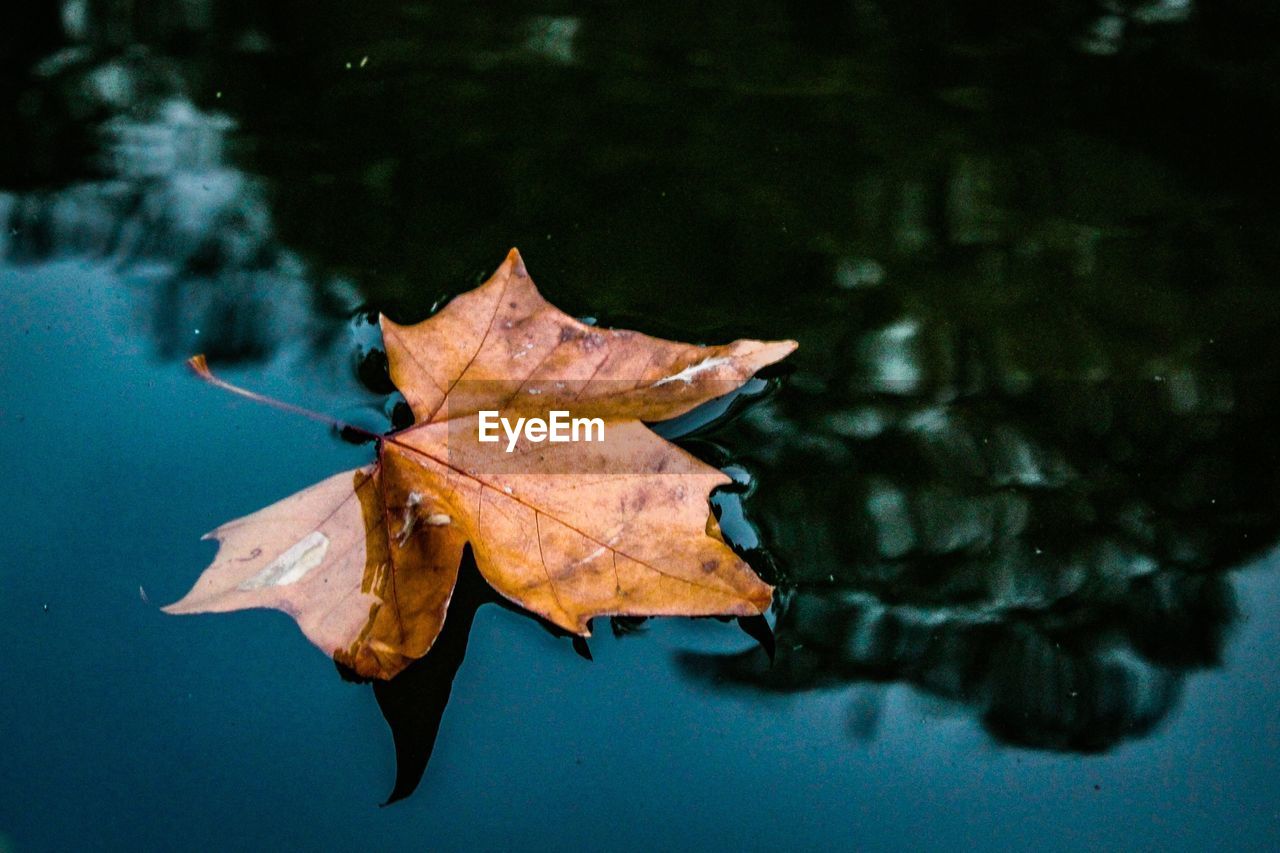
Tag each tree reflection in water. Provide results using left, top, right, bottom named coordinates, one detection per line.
left=679, top=164, right=1280, bottom=750
left=0, top=20, right=357, bottom=365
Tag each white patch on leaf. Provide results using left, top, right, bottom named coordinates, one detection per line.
left=652, top=356, right=732, bottom=386
left=237, top=531, right=329, bottom=590
left=397, top=492, right=425, bottom=545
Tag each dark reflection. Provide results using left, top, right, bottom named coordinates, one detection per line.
left=333, top=546, right=538, bottom=804
left=358, top=551, right=775, bottom=804
left=364, top=554, right=497, bottom=805
left=683, top=270, right=1279, bottom=749
left=7, top=0, right=1280, bottom=785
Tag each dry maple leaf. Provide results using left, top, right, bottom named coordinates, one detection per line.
left=165, top=249, right=797, bottom=679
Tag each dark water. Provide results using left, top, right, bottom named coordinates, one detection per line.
left=3, top=2, right=1280, bottom=850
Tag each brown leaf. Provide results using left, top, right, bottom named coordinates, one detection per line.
left=381, top=249, right=797, bottom=423
left=166, top=249, right=796, bottom=679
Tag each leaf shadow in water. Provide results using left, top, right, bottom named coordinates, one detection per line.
left=333, top=547, right=511, bottom=806
left=344, top=544, right=775, bottom=804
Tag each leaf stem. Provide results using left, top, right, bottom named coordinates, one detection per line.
left=187, top=354, right=384, bottom=444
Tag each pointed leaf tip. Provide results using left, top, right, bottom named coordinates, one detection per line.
left=504, top=247, right=527, bottom=277
left=754, top=339, right=800, bottom=369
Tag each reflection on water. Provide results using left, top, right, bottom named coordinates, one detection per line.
left=1, top=32, right=356, bottom=363
left=676, top=85, right=1280, bottom=749
left=5, top=0, right=1280, bottom=797
left=366, top=557, right=496, bottom=806
left=688, top=368, right=1258, bottom=749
